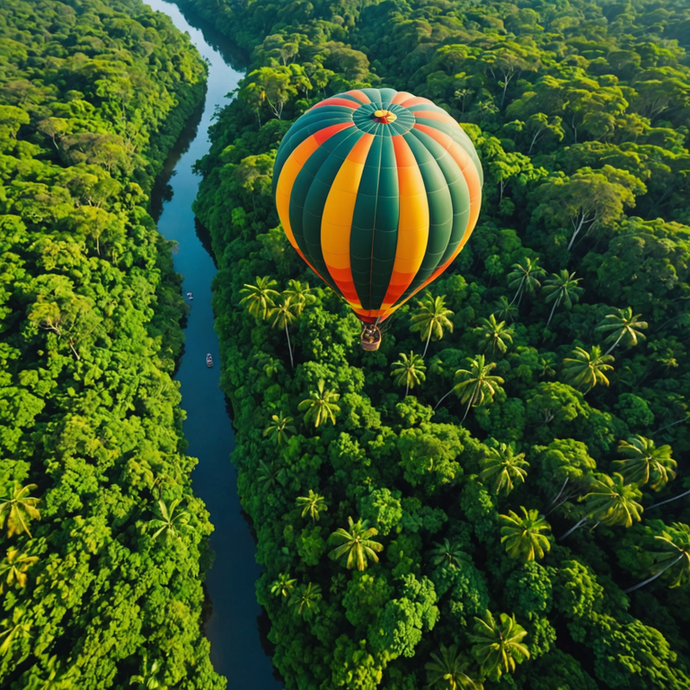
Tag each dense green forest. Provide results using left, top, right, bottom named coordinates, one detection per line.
left=0, top=0, right=226, bottom=687
left=184, top=0, right=690, bottom=687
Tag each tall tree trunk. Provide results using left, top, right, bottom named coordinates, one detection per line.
left=546, top=298, right=560, bottom=326
left=604, top=332, right=623, bottom=356
left=559, top=516, right=589, bottom=541
left=624, top=554, right=684, bottom=594
left=434, top=387, right=455, bottom=410
left=422, top=328, right=433, bottom=358
left=647, top=488, right=690, bottom=511
left=285, top=323, right=294, bottom=370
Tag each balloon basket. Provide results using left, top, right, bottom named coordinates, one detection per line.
left=360, top=325, right=382, bottom=351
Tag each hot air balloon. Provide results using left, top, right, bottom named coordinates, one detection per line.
left=273, top=87, right=483, bottom=350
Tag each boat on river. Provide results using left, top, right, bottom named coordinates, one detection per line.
left=206, top=353, right=213, bottom=367
left=186, top=291, right=193, bottom=300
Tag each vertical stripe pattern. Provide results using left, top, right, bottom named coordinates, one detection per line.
left=272, top=88, right=483, bottom=323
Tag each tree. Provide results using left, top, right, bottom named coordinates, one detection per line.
left=129, top=654, right=167, bottom=689
left=239, top=276, right=279, bottom=321
left=0, top=483, right=41, bottom=538
left=468, top=611, right=530, bottom=681
left=430, top=538, right=470, bottom=569
left=270, top=572, right=297, bottom=599
left=0, top=607, right=31, bottom=656
left=492, top=296, right=518, bottom=323
left=614, top=435, right=677, bottom=491
left=437, top=355, right=504, bottom=422
left=474, top=314, right=514, bottom=356
left=257, top=460, right=286, bottom=491
left=296, top=489, right=328, bottom=524
left=410, top=293, right=454, bottom=357
left=283, top=279, right=313, bottom=316
left=596, top=307, right=648, bottom=356
left=500, top=507, right=552, bottom=561
left=0, top=548, right=39, bottom=593
left=144, top=499, right=193, bottom=542
left=270, top=294, right=300, bottom=369
left=507, top=257, right=545, bottom=306
left=391, top=352, right=427, bottom=396
left=542, top=270, right=584, bottom=326
left=263, top=413, right=296, bottom=446
left=288, top=582, right=322, bottom=616
left=625, top=523, right=690, bottom=593
left=562, top=346, right=615, bottom=394
left=298, top=380, right=340, bottom=427
left=425, top=644, right=483, bottom=690
left=479, top=443, right=529, bottom=496
left=329, top=516, right=383, bottom=571
left=560, top=473, right=643, bottom=540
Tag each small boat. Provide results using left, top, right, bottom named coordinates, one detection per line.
left=206, top=353, right=213, bottom=368
left=186, top=292, right=193, bottom=300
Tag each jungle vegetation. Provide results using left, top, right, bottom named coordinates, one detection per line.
left=184, top=0, right=690, bottom=687
left=0, top=0, right=227, bottom=687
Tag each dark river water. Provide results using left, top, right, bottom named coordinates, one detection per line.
left=145, top=1, right=283, bottom=687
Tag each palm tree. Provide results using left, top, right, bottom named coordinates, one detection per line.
left=542, top=270, right=584, bottom=326
left=500, top=507, right=552, bottom=561
left=426, top=644, right=483, bottom=689
left=625, top=523, right=690, bottom=593
left=283, top=279, right=313, bottom=316
left=329, top=572, right=347, bottom=594
left=0, top=548, right=39, bottom=594
left=479, top=444, right=529, bottom=496
left=329, top=516, right=383, bottom=571
left=263, top=413, right=296, bottom=446
left=0, top=607, right=31, bottom=656
left=145, top=499, right=193, bottom=542
left=298, top=380, right=340, bottom=427
left=257, top=460, right=286, bottom=491
left=288, top=582, right=322, bottom=616
left=492, top=296, right=518, bottom=323
left=474, top=314, right=514, bottom=356
left=129, top=654, right=167, bottom=689
left=538, top=353, right=557, bottom=379
left=296, top=489, right=328, bottom=524
left=270, top=572, right=297, bottom=599
left=436, top=355, right=504, bottom=422
left=614, top=435, right=677, bottom=491
left=596, top=307, right=648, bottom=356
left=468, top=611, right=530, bottom=681
left=430, top=538, right=470, bottom=569
left=390, top=351, right=427, bottom=396
left=562, top=345, right=614, bottom=394
left=270, top=295, right=300, bottom=369
left=253, top=352, right=284, bottom=378
left=507, top=257, right=545, bottom=306
left=560, top=473, right=643, bottom=540
left=240, top=276, right=279, bottom=321
left=0, top=483, right=41, bottom=538
left=410, top=293, right=455, bottom=357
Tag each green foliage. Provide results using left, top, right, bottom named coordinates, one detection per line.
left=0, top=0, right=222, bottom=685
left=185, top=0, right=690, bottom=685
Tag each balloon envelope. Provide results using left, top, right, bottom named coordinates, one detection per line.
left=273, top=87, right=483, bottom=323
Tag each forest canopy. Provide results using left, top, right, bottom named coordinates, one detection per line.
left=183, top=0, right=690, bottom=687
left=0, top=0, right=226, bottom=688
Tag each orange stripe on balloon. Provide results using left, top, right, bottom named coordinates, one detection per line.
left=275, top=125, right=354, bottom=285
left=413, top=122, right=482, bottom=231
left=391, top=91, right=414, bottom=104
left=320, top=133, right=375, bottom=306
left=398, top=96, right=435, bottom=108
left=346, top=90, right=371, bottom=104
left=311, top=97, right=360, bottom=110
left=380, top=135, right=430, bottom=309
left=410, top=109, right=459, bottom=127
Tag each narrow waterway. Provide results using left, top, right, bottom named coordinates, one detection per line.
left=145, top=1, right=283, bottom=687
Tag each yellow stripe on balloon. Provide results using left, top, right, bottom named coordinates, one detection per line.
left=321, top=133, right=374, bottom=306
left=380, top=135, right=429, bottom=310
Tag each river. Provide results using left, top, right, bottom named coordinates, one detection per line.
left=145, top=1, right=283, bottom=688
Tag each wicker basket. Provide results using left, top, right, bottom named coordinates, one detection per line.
left=360, top=326, right=382, bottom=351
